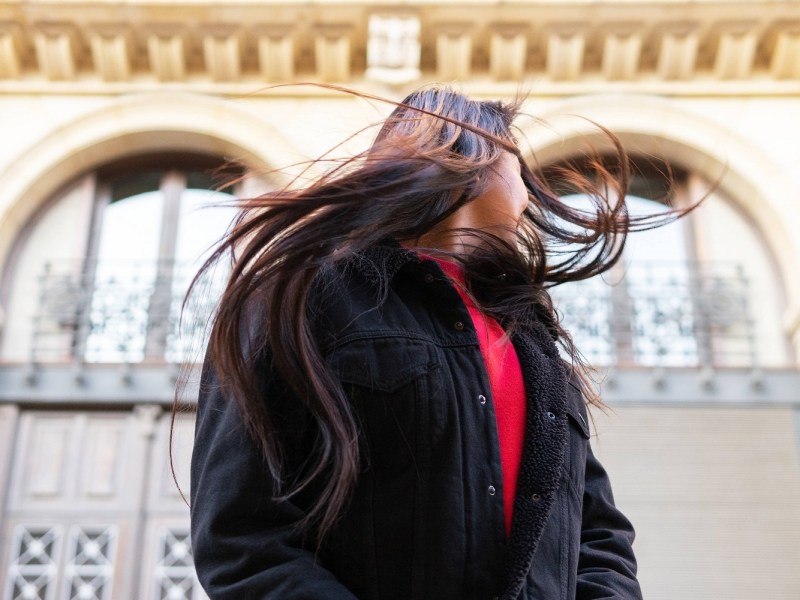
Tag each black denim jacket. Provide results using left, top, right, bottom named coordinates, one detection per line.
left=190, top=244, right=643, bottom=600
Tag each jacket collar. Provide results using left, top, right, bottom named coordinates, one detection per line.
left=344, top=239, right=424, bottom=286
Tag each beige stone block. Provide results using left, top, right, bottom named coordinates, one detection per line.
left=0, top=24, right=21, bottom=79
left=602, top=28, right=642, bottom=80
left=489, top=26, right=527, bottom=81
left=33, top=23, right=76, bottom=81
left=202, top=27, right=241, bottom=83
left=257, top=27, right=294, bottom=82
left=315, top=25, right=351, bottom=82
left=436, top=24, right=472, bottom=80
left=146, top=27, right=185, bottom=82
left=546, top=24, right=586, bottom=81
left=89, top=25, right=131, bottom=82
left=771, top=27, right=800, bottom=79
left=657, top=25, right=699, bottom=80
left=714, top=25, right=758, bottom=80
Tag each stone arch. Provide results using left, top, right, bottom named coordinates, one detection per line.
left=520, top=94, right=800, bottom=347
left=0, top=91, right=306, bottom=270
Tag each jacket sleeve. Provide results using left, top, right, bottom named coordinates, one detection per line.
left=189, top=358, right=358, bottom=600
left=576, top=442, right=643, bottom=600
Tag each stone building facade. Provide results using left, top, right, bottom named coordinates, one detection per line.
left=0, top=1, right=799, bottom=599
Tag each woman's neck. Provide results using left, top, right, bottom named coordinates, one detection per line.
left=411, top=215, right=517, bottom=256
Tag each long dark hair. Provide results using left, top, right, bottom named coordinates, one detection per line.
left=186, top=84, right=694, bottom=543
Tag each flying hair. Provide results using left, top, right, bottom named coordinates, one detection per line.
left=172, top=83, right=704, bottom=545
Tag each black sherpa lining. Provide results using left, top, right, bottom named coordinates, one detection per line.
left=344, top=241, right=422, bottom=287
left=502, top=321, right=568, bottom=600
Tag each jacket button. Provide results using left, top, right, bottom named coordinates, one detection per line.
left=453, top=321, right=465, bottom=331
left=488, top=485, right=496, bottom=496
left=546, top=411, right=556, bottom=420
left=478, top=394, right=487, bottom=405
left=423, top=273, right=435, bottom=283
left=532, top=493, right=541, bottom=502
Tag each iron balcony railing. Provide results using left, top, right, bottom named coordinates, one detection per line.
left=549, top=262, right=756, bottom=368
left=28, top=259, right=757, bottom=368
left=29, top=260, right=225, bottom=365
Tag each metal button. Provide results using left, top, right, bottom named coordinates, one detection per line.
left=488, top=485, right=496, bottom=496
left=453, top=321, right=465, bottom=331
left=546, top=411, right=556, bottom=421
left=423, top=273, right=435, bottom=283
left=531, top=493, right=541, bottom=502
left=478, top=394, right=487, bottom=405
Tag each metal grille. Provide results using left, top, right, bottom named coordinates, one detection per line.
left=152, top=529, right=203, bottom=600
left=62, top=527, right=116, bottom=600
left=5, top=526, right=61, bottom=600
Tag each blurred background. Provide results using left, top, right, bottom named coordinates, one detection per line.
left=0, top=1, right=799, bottom=599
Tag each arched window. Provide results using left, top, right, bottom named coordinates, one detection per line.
left=83, top=156, right=241, bottom=363
left=4, top=153, right=246, bottom=365
left=544, top=156, right=759, bottom=368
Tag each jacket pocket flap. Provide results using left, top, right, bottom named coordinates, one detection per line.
left=565, top=402, right=590, bottom=439
left=327, top=337, right=439, bottom=393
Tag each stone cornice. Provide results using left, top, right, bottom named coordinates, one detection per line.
left=0, top=1, right=798, bottom=95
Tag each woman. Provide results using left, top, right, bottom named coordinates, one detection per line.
left=189, top=85, right=658, bottom=599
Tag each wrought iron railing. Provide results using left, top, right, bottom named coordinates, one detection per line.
left=28, top=260, right=757, bottom=368
left=30, top=260, right=225, bottom=364
left=550, top=262, right=756, bottom=368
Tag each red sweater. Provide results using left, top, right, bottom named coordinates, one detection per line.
left=432, top=258, right=527, bottom=537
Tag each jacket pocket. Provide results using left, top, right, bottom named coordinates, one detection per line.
left=328, top=337, right=439, bottom=469
left=325, top=336, right=441, bottom=600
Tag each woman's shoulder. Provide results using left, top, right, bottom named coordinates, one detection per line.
left=311, top=241, right=422, bottom=308
left=309, top=243, right=431, bottom=351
